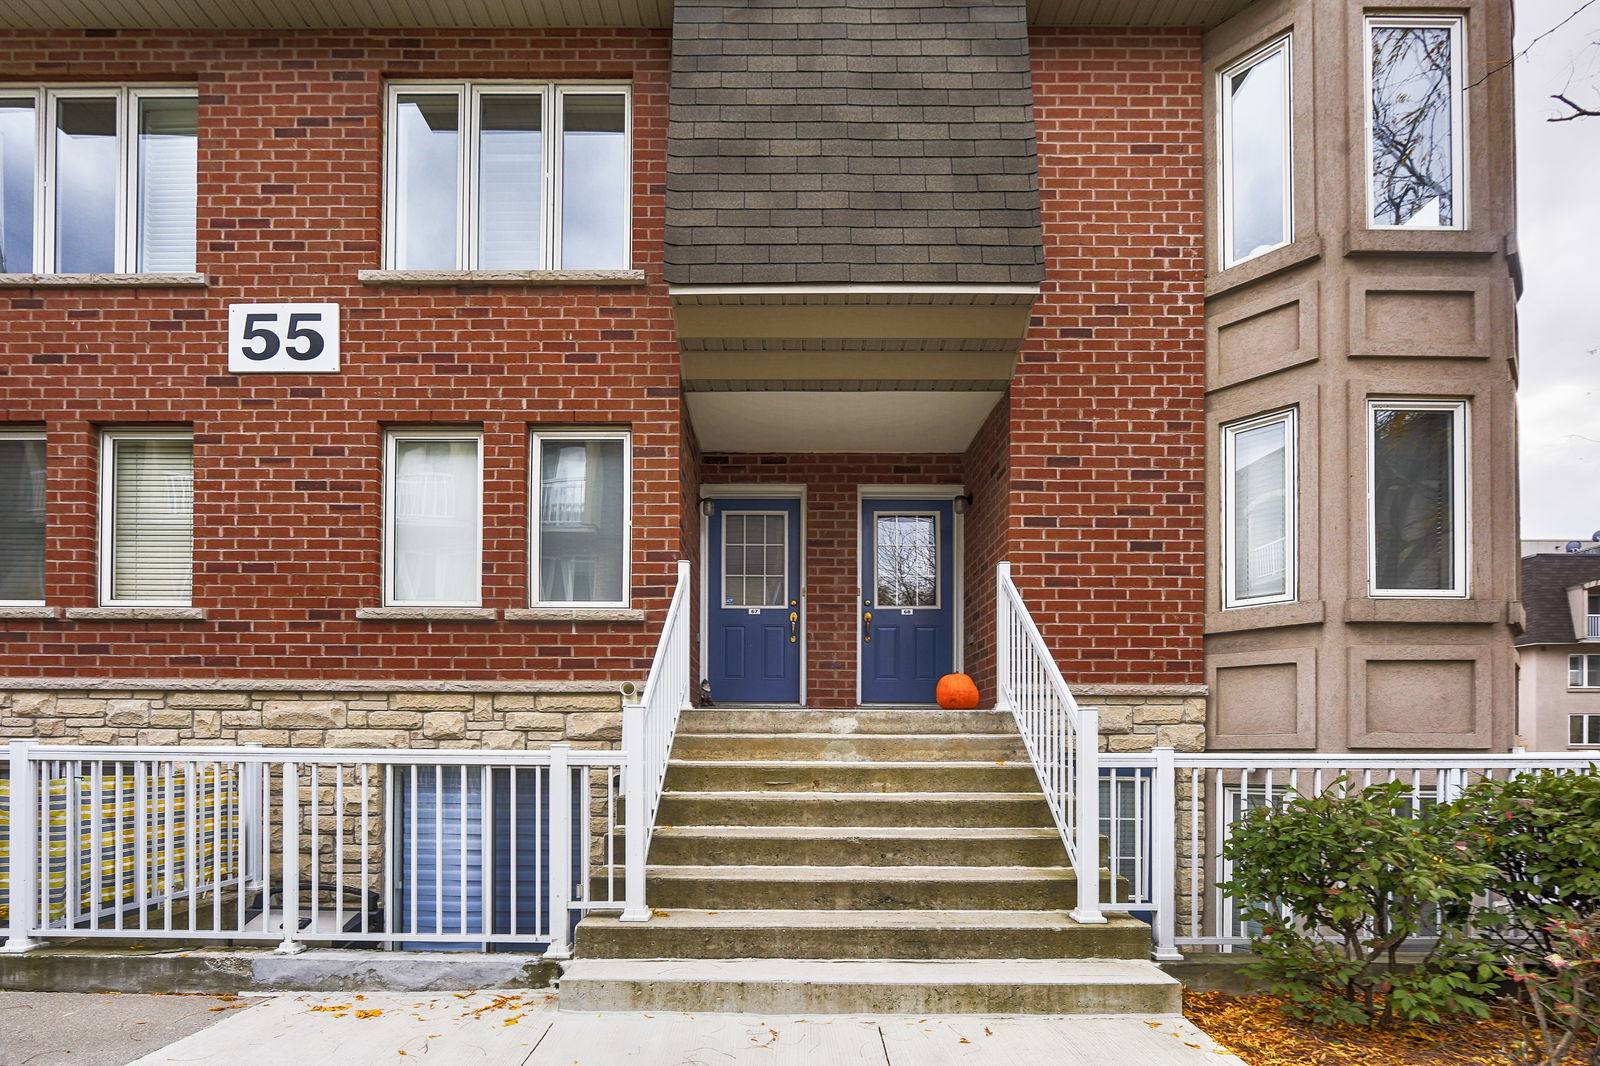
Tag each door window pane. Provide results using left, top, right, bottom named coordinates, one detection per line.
left=559, top=93, right=626, bottom=269
left=0, top=98, right=35, bottom=274
left=1222, top=40, right=1290, bottom=265
left=875, top=514, right=937, bottom=608
left=1370, top=405, right=1461, bottom=593
left=108, top=435, right=193, bottom=605
left=723, top=512, right=787, bottom=608
left=477, top=94, right=542, bottom=269
left=55, top=97, right=118, bottom=274
left=1369, top=21, right=1459, bottom=227
left=394, top=94, right=460, bottom=269
left=390, top=436, right=479, bottom=604
left=136, top=96, right=197, bottom=272
left=0, top=437, right=45, bottom=602
left=536, top=437, right=626, bottom=604
left=1225, top=414, right=1292, bottom=606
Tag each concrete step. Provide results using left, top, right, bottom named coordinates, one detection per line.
left=575, top=908, right=1152, bottom=961
left=663, top=760, right=1035, bottom=794
left=677, top=709, right=1016, bottom=735
left=656, top=790, right=1054, bottom=828
left=670, top=731, right=1029, bottom=762
left=646, top=864, right=1086, bottom=910
left=557, top=958, right=1181, bottom=1014
left=648, top=825, right=1067, bottom=867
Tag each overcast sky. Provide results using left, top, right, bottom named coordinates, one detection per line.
left=1515, top=0, right=1600, bottom=538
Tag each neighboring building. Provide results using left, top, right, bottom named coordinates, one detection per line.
left=1517, top=550, right=1600, bottom=752
left=0, top=0, right=1521, bottom=757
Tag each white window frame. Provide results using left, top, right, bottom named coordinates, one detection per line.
left=1219, top=34, right=1293, bottom=269
left=1571, top=713, right=1600, bottom=747
left=0, top=429, right=47, bottom=607
left=382, top=81, right=632, bottom=271
left=1366, top=399, right=1469, bottom=598
left=1569, top=654, right=1600, bottom=689
left=0, top=84, right=197, bottom=274
left=1220, top=408, right=1297, bottom=609
left=1364, top=15, right=1467, bottom=231
left=99, top=427, right=194, bottom=608
left=383, top=427, right=484, bottom=608
left=530, top=429, right=632, bottom=608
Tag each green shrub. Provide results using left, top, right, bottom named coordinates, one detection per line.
left=1503, top=913, right=1600, bottom=1066
left=1449, top=770, right=1600, bottom=958
left=1220, top=778, right=1499, bottom=1028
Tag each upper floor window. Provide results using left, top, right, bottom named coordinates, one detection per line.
left=0, top=87, right=197, bottom=274
left=0, top=431, right=46, bottom=605
left=385, top=83, right=630, bottom=271
left=1569, top=654, right=1600, bottom=689
left=532, top=431, right=630, bottom=607
left=101, top=429, right=194, bottom=607
left=1366, top=16, right=1465, bottom=229
left=1221, top=409, right=1296, bottom=608
left=384, top=429, right=482, bottom=607
left=1367, top=400, right=1468, bottom=597
left=1219, top=36, right=1291, bottom=268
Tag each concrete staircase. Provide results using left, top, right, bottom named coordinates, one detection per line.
left=561, top=708, right=1179, bottom=1014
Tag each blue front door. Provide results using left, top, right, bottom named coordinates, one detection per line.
left=860, top=498, right=955, bottom=704
left=706, top=499, right=802, bottom=704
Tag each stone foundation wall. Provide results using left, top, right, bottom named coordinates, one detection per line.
left=1077, top=693, right=1208, bottom=754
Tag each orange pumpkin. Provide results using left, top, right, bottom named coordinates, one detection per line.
left=936, top=672, right=980, bottom=710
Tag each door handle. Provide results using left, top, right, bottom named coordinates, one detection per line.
left=862, top=611, right=872, bottom=642
left=789, top=611, right=798, bottom=643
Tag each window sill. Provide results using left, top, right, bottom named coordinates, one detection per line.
left=1204, top=238, right=1322, bottom=299
left=1344, top=598, right=1503, bottom=624
left=357, top=269, right=647, bottom=287
left=1205, top=600, right=1325, bottom=634
left=0, top=273, right=208, bottom=288
left=1342, top=229, right=1501, bottom=259
left=0, top=606, right=61, bottom=620
left=504, top=607, right=646, bottom=623
left=65, top=607, right=207, bottom=621
left=355, top=607, right=498, bottom=621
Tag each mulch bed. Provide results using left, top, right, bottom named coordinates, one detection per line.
left=1184, top=990, right=1530, bottom=1066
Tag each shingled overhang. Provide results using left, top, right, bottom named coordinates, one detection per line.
left=1518, top=552, right=1600, bottom=647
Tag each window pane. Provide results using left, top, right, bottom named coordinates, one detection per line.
left=55, top=97, right=118, bottom=273
left=722, top=511, right=786, bottom=608
left=559, top=93, right=626, bottom=269
left=477, top=94, right=542, bottom=269
left=1591, top=717, right=1600, bottom=745
left=110, top=437, right=193, bottom=604
left=1370, top=24, right=1456, bottom=227
left=391, top=437, right=479, bottom=603
left=1574, top=656, right=1586, bottom=688
left=1224, top=44, right=1288, bottom=264
left=1372, top=408, right=1456, bottom=591
left=875, top=514, right=937, bottom=608
left=394, top=94, right=460, bottom=269
left=0, top=98, right=35, bottom=274
left=0, top=438, right=45, bottom=602
left=538, top=438, right=625, bottom=603
left=1589, top=656, right=1600, bottom=688
left=136, top=96, right=197, bottom=272
left=1229, top=418, right=1289, bottom=602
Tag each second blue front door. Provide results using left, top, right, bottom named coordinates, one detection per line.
left=860, top=498, right=955, bottom=704
left=706, top=499, right=802, bottom=704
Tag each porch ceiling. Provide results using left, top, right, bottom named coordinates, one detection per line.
left=0, top=0, right=1254, bottom=29
left=686, top=390, right=1004, bottom=454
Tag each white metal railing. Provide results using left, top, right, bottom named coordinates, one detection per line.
left=619, top=557, right=693, bottom=922
left=994, top=561, right=1103, bottom=924
left=1588, top=613, right=1600, bottom=638
left=1098, top=749, right=1600, bottom=960
left=1, top=741, right=627, bottom=958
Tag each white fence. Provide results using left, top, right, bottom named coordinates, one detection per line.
left=1098, top=749, right=1600, bottom=960
left=995, top=561, right=1103, bottom=924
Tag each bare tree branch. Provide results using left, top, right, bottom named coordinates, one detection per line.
left=1550, top=91, right=1600, bottom=121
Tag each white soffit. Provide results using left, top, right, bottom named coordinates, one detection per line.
left=686, top=391, right=1004, bottom=454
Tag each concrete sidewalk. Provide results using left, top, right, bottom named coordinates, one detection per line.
left=122, top=990, right=1247, bottom=1066
left=0, top=991, right=245, bottom=1066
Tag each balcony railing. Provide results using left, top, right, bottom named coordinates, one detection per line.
left=1588, top=613, right=1600, bottom=638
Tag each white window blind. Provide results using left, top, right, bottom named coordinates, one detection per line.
left=1223, top=411, right=1295, bottom=608
left=0, top=435, right=46, bottom=603
left=388, top=433, right=481, bottom=605
left=107, top=435, right=193, bottom=605
left=136, top=96, right=197, bottom=272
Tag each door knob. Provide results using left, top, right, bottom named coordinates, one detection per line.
left=789, top=611, right=798, bottom=643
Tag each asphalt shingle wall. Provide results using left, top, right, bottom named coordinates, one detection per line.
left=665, top=0, right=1046, bottom=286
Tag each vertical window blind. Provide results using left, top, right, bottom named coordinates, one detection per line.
left=108, top=435, right=193, bottom=605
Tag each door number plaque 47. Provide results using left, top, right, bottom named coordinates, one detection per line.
left=227, top=303, right=340, bottom=373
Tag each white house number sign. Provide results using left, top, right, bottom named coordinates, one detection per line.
left=227, top=303, right=340, bottom=373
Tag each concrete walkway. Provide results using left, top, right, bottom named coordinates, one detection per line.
left=121, top=990, right=1247, bottom=1066
left=0, top=991, right=244, bottom=1066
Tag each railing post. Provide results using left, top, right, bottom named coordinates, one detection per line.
left=994, top=562, right=1012, bottom=712
left=3, top=740, right=42, bottom=953
left=546, top=743, right=573, bottom=959
left=618, top=700, right=650, bottom=923
left=1071, top=706, right=1106, bottom=924
left=273, top=759, right=304, bottom=955
left=1150, top=746, right=1182, bottom=960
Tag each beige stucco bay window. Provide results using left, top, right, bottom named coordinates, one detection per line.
left=384, top=82, right=630, bottom=271
left=384, top=429, right=483, bottom=607
left=1367, top=400, right=1468, bottom=597
left=1366, top=15, right=1466, bottom=230
left=531, top=431, right=630, bottom=607
left=100, top=430, right=194, bottom=607
left=0, top=86, right=196, bottom=274
left=0, top=431, right=46, bottom=605
left=1221, top=409, right=1296, bottom=609
left=1219, top=35, right=1291, bottom=268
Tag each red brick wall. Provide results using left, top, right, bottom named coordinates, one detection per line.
left=1020, top=29, right=1206, bottom=686
left=701, top=454, right=964, bottom=709
left=0, top=29, right=680, bottom=682
left=960, top=394, right=1012, bottom=706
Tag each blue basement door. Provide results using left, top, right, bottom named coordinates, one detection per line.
left=860, top=498, right=955, bottom=704
left=706, top=499, right=802, bottom=704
